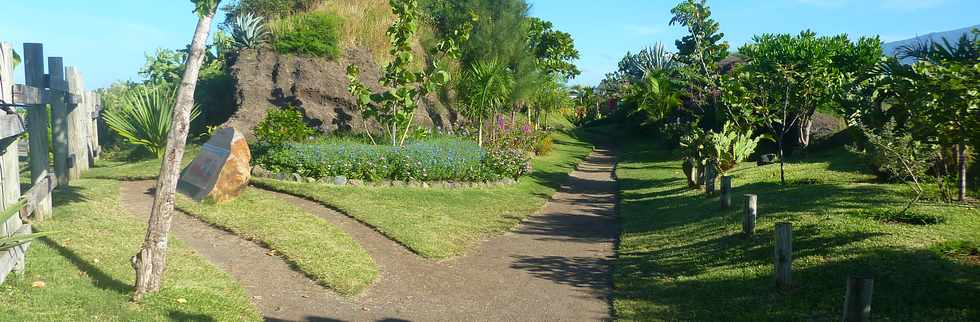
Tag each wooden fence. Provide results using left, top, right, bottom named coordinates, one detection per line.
left=0, top=41, right=100, bottom=284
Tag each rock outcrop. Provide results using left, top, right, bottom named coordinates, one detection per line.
left=222, top=48, right=454, bottom=140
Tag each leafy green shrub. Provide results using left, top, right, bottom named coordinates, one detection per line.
left=254, top=107, right=316, bottom=147
left=484, top=146, right=533, bottom=179
left=860, top=208, right=945, bottom=225
left=534, top=136, right=554, bottom=156
left=269, top=12, right=341, bottom=58
left=102, top=85, right=200, bottom=157
left=709, top=122, right=763, bottom=175
left=257, top=137, right=529, bottom=181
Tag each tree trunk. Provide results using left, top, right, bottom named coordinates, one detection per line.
left=958, top=144, right=967, bottom=202
left=132, top=5, right=216, bottom=301
left=798, top=117, right=813, bottom=151
left=778, top=139, right=786, bottom=185
left=478, top=119, right=484, bottom=147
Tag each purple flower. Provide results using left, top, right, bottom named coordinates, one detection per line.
left=497, top=115, right=506, bottom=130
left=522, top=124, right=531, bottom=135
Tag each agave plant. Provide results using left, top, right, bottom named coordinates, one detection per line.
left=103, top=85, right=201, bottom=157
left=232, top=12, right=269, bottom=49
left=0, top=200, right=55, bottom=251
left=709, top=122, right=764, bottom=175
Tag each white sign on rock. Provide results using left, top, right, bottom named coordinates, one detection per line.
left=177, top=128, right=251, bottom=203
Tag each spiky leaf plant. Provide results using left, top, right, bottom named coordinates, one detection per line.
left=103, top=85, right=201, bottom=157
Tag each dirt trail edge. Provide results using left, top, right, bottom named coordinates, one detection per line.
left=261, top=147, right=619, bottom=321
left=119, top=181, right=352, bottom=322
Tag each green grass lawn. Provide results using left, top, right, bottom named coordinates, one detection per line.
left=254, top=131, right=595, bottom=259
left=0, top=179, right=261, bottom=322
left=85, top=147, right=200, bottom=181
left=614, top=138, right=980, bottom=321
left=176, top=188, right=378, bottom=296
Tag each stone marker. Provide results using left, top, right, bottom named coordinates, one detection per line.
left=177, top=128, right=251, bottom=203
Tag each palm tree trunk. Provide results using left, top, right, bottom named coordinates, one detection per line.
left=958, top=144, right=966, bottom=202
left=132, top=3, right=216, bottom=301
left=478, top=119, right=484, bottom=147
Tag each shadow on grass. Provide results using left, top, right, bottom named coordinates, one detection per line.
left=168, top=311, right=216, bottom=322
left=38, top=236, right=131, bottom=294
left=51, top=185, right=91, bottom=208
left=616, top=247, right=980, bottom=321
left=265, top=317, right=411, bottom=322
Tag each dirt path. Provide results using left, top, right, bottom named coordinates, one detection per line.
left=260, top=147, right=619, bottom=321
left=118, top=147, right=618, bottom=321
left=119, top=181, right=351, bottom=322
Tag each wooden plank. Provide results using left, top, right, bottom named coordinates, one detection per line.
left=0, top=114, right=25, bottom=141
left=19, top=173, right=57, bottom=220
left=49, top=57, right=69, bottom=187
left=65, top=67, right=90, bottom=179
left=0, top=42, right=26, bottom=286
left=11, top=84, right=43, bottom=105
left=23, top=44, right=52, bottom=220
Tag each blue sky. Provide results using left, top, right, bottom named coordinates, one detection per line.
left=3, top=0, right=977, bottom=88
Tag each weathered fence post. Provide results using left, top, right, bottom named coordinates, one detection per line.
left=705, top=164, right=716, bottom=194
left=743, top=194, right=757, bottom=235
left=48, top=57, right=69, bottom=187
left=842, top=276, right=874, bottom=322
left=0, top=42, right=30, bottom=283
left=65, top=67, right=90, bottom=180
left=774, top=222, right=793, bottom=289
left=88, top=92, right=101, bottom=159
left=22, top=43, right=52, bottom=219
left=721, top=176, right=733, bottom=209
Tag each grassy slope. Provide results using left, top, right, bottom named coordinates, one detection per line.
left=0, top=179, right=261, bottom=322
left=614, top=139, right=980, bottom=321
left=254, top=131, right=594, bottom=259
left=176, top=188, right=378, bottom=296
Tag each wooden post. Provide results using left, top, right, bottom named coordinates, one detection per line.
left=705, top=164, right=716, bottom=194
left=22, top=43, right=52, bottom=219
left=842, top=276, right=873, bottom=322
left=743, top=194, right=757, bottom=235
left=89, top=93, right=100, bottom=159
left=0, top=42, right=29, bottom=283
left=48, top=57, right=69, bottom=187
left=774, top=222, right=793, bottom=289
left=65, top=67, right=90, bottom=179
left=721, top=176, right=733, bottom=209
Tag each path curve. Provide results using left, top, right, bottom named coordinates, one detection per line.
left=119, top=147, right=618, bottom=321
left=261, top=147, right=619, bottom=321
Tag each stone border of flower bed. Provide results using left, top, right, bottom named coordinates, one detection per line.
left=251, top=166, right=518, bottom=189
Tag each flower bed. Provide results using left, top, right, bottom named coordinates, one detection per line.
left=257, top=137, right=531, bottom=182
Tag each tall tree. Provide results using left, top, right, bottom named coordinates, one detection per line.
left=526, top=17, right=581, bottom=79
left=132, top=0, right=220, bottom=301
left=670, top=0, right=728, bottom=120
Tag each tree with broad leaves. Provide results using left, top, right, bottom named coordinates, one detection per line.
left=132, top=0, right=221, bottom=301
left=669, top=0, right=729, bottom=118
left=525, top=17, right=581, bottom=80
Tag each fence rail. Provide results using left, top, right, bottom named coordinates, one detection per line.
left=0, top=41, right=100, bottom=285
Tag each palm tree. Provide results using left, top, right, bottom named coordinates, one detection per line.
left=132, top=0, right=221, bottom=301
left=625, top=71, right=683, bottom=122
left=460, top=59, right=514, bottom=147
left=895, top=32, right=979, bottom=202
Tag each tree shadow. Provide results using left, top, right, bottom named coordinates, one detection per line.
left=511, top=254, right=613, bottom=300
left=38, top=236, right=131, bottom=294
left=168, top=311, right=216, bottom=322
left=616, top=247, right=980, bottom=321
left=51, top=185, right=91, bottom=208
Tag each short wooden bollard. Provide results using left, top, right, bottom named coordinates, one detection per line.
left=774, top=222, right=793, bottom=289
left=721, top=176, right=733, bottom=209
left=743, top=194, right=757, bottom=235
left=705, top=166, right=716, bottom=194
left=842, top=276, right=874, bottom=322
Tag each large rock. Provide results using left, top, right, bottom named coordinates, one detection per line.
left=222, top=48, right=456, bottom=140
left=178, top=128, right=251, bottom=203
